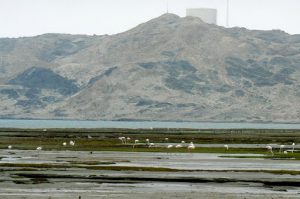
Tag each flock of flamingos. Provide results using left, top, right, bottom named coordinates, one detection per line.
left=5, top=136, right=297, bottom=156
left=117, top=136, right=297, bottom=155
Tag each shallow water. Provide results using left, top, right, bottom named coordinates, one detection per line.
left=1, top=150, right=299, bottom=171
left=1, top=119, right=300, bottom=129
left=1, top=150, right=300, bottom=198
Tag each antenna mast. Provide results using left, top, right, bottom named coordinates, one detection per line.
left=226, top=0, right=229, bottom=27
left=167, top=1, right=169, bottom=13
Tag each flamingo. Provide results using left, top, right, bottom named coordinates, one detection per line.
left=187, top=142, right=195, bottom=150
left=133, top=140, right=139, bottom=148
left=36, top=146, right=42, bottom=151
left=149, top=143, right=155, bottom=148
left=180, top=141, right=186, bottom=147
left=36, top=146, right=42, bottom=158
left=118, top=137, right=126, bottom=144
left=224, top=144, right=229, bottom=151
left=266, top=145, right=273, bottom=156
left=69, top=141, right=75, bottom=146
left=118, top=137, right=123, bottom=143
left=279, top=145, right=285, bottom=153
left=292, top=143, right=295, bottom=153
left=36, top=146, right=42, bottom=157
left=145, top=138, right=150, bottom=145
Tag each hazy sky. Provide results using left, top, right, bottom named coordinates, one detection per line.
left=0, top=0, right=300, bottom=38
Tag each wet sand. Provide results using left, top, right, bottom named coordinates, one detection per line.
left=0, top=150, right=299, bottom=198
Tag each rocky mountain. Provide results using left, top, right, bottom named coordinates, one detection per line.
left=1, top=13, right=300, bottom=122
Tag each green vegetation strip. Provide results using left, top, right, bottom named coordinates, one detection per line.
left=0, top=163, right=181, bottom=172
left=1, top=128, right=300, bottom=145
left=0, top=144, right=269, bottom=154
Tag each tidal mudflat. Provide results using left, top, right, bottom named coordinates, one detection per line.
left=0, top=128, right=300, bottom=198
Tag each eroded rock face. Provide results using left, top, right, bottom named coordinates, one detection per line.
left=0, top=13, right=300, bottom=122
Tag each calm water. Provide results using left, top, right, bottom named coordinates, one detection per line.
left=0, top=119, right=300, bottom=129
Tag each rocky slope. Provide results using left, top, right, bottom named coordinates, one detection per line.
left=1, top=13, right=300, bottom=122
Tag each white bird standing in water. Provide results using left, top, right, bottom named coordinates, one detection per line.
left=187, top=142, right=195, bottom=150
left=279, top=145, right=285, bottom=153
left=118, top=137, right=123, bottom=143
left=266, top=145, right=273, bottom=155
left=167, top=144, right=173, bottom=149
left=8, top=145, right=12, bottom=149
left=292, top=143, right=295, bottom=153
left=69, top=141, right=75, bottom=146
left=224, top=144, right=229, bottom=151
left=36, top=146, right=42, bottom=157
left=118, top=137, right=126, bottom=144
left=149, top=143, right=155, bottom=148
left=145, top=138, right=150, bottom=145
left=133, top=140, right=139, bottom=148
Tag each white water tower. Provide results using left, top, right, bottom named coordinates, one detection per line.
left=186, top=8, right=217, bottom=25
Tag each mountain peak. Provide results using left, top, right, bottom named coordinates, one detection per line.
left=122, top=13, right=181, bottom=35
left=157, top=13, right=180, bottom=20
left=147, top=13, right=180, bottom=24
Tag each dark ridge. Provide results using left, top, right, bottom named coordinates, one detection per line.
left=225, top=56, right=295, bottom=87
left=0, top=89, right=19, bottom=99
left=88, top=66, right=118, bottom=85
left=8, top=67, right=79, bottom=95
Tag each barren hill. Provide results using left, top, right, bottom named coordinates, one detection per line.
left=1, top=13, right=300, bottom=122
